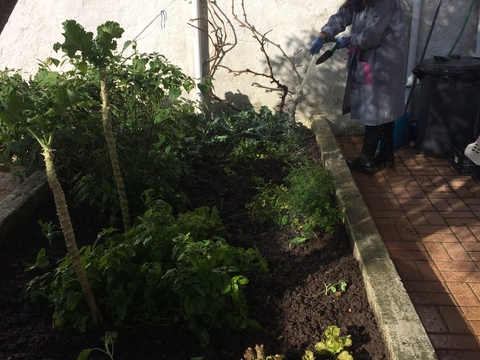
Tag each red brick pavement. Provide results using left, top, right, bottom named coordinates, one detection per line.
left=337, top=135, right=480, bottom=360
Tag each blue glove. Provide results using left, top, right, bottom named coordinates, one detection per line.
left=310, top=36, right=325, bottom=55
left=336, top=37, right=350, bottom=49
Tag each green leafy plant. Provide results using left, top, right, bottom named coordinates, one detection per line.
left=38, top=220, right=62, bottom=246
left=200, top=106, right=298, bottom=163
left=248, top=163, right=343, bottom=240
left=53, top=20, right=132, bottom=231
left=299, top=281, right=347, bottom=299
left=324, top=281, right=347, bottom=296
left=26, top=191, right=268, bottom=346
left=76, top=331, right=117, bottom=360
left=0, top=66, right=103, bottom=325
left=302, top=325, right=353, bottom=360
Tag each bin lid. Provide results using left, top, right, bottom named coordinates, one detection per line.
left=413, top=56, right=480, bottom=80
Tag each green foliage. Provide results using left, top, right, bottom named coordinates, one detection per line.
left=309, top=325, right=353, bottom=360
left=37, top=220, right=62, bottom=246
left=247, top=163, right=343, bottom=239
left=26, top=191, right=267, bottom=346
left=76, top=331, right=117, bottom=360
left=1, top=20, right=201, bottom=222
left=200, top=106, right=299, bottom=163
left=323, top=281, right=347, bottom=296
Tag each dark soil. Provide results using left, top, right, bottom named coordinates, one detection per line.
left=0, top=128, right=388, bottom=360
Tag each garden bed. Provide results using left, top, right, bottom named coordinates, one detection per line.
left=0, top=127, right=388, bottom=360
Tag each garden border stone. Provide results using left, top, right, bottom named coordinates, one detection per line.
left=309, top=115, right=437, bottom=360
left=0, top=171, right=50, bottom=243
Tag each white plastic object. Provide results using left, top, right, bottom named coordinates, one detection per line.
left=464, top=136, right=480, bottom=165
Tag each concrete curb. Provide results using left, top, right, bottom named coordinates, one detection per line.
left=0, top=171, right=50, bottom=243
left=309, top=115, right=437, bottom=360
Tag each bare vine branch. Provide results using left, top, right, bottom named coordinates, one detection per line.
left=189, top=0, right=294, bottom=111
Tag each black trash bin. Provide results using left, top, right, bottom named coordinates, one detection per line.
left=413, top=56, right=480, bottom=158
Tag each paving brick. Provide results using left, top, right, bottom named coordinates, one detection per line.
left=416, top=175, right=437, bottom=187
left=440, top=211, right=477, bottom=219
left=386, top=175, right=416, bottom=186
left=438, top=305, right=472, bottom=333
left=391, top=185, right=411, bottom=198
left=429, top=334, right=480, bottom=350
left=406, top=211, right=430, bottom=226
left=377, top=225, right=402, bottom=241
left=428, top=192, right=465, bottom=199
left=395, top=225, right=422, bottom=241
left=406, top=185, right=426, bottom=198
left=392, top=259, right=423, bottom=280
left=469, top=283, right=480, bottom=300
left=447, top=283, right=480, bottom=306
left=424, top=243, right=451, bottom=260
left=402, top=203, right=437, bottom=212
left=369, top=210, right=406, bottom=218
left=463, top=307, right=480, bottom=320
left=386, top=241, right=425, bottom=251
left=389, top=249, right=430, bottom=261
left=436, top=350, right=480, bottom=360
left=443, top=243, right=471, bottom=261
left=424, top=211, right=449, bottom=225
left=445, top=177, right=480, bottom=188
left=471, top=252, right=480, bottom=261
left=416, top=305, right=448, bottom=333
left=442, top=272, right=480, bottom=283
left=373, top=216, right=412, bottom=226
left=436, top=261, right=479, bottom=273
left=430, top=198, right=454, bottom=212
left=464, top=243, right=480, bottom=252
left=365, top=197, right=387, bottom=211
left=421, top=233, right=460, bottom=243
left=381, top=198, right=403, bottom=211
left=452, top=187, right=476, bottom=199
left=415, top=260, right=443, bottom=281
left=470, top=320, right=480, bottom=335
left=410, top=292, right=456, bottom=306
left=447, top=198, right=473, bottom=212
left=452, top=226, right=479, bottom=243
left=446, top=218, right=480, bottom=226
left=403, top=280, right=449, bottom=293
left=416, top=225, right=454, bottom=234
left=429, top=175, right=450, bottom=187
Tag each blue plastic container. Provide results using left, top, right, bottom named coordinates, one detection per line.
left=394, top=112, right=410, bottom=149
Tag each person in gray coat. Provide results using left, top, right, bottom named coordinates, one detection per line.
left=310, top=0, right=407, bottom=174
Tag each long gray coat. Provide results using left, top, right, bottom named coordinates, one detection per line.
left=321, top=0, right=407, bottom=126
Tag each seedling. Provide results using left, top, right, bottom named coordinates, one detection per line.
left=324, top=281, right=347, bottom=296
left=303, top=325, right=353, bottom=360
left=76, top=331, right=117, bottom=360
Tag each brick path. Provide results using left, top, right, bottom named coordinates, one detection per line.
left=338, top=135, right=480, bottom=360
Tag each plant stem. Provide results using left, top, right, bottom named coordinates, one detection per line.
left=99, top=68, right=131, bottom=232
left=43, top=148, right=103, bottom=325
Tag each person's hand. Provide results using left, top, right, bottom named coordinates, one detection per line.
left=310, top=36, right=325, bottom=55
left=336, top=37, right=350, bottom=49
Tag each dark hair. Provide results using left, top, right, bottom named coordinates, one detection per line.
left=342, top=0, right=376, bottom=8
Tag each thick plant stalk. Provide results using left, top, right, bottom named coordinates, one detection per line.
left=99, top=68, right=131, bottom=232
left=43, top=148, right=103, bottom=325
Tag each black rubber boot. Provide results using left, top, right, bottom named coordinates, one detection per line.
left=346, top=153, right=375, bottom=175
left=373, top=121, right=395, bottom=169
left=346, top=125, right=379, bottom=175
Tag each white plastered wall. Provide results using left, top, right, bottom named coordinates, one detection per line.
left=0, top=0, right=478, bottom=135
